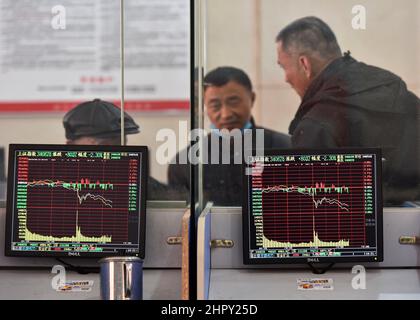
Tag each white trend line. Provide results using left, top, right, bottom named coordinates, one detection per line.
left=77, top=192, right=113, bottom=207
left=27, top=179, right=113, bottom=207
left=313, top=196, right=349, bottom=211
left=261, top=184, right=349, bottom=211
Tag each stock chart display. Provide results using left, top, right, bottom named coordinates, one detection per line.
left=244, top=150, right=383, bottom=263
left=8, top=148, right=144, bottom=256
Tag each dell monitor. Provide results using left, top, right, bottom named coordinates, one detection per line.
left=243, top=148, right=383, bottom=265
left=5, top=144, right=147, bottom=258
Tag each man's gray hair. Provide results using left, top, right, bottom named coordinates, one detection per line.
left=276, top=16, right=342, bottom=59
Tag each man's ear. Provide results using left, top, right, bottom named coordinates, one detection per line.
left=299, top=55, right=312, bottom=79
left=250, top=91, right=256, bottom=107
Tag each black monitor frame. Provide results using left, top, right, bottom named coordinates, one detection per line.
left=5, top=144, right=148, bottom=259
left=242, top=148, right=384, bottom=265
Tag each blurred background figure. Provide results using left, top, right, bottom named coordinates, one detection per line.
left=168, top=66, right=291, bottom=206
left=63, top=98, right=181, bottom=201
left=275, top=16, right=420, bottom=205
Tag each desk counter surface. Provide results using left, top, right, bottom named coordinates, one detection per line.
left=209, top=268, right=420, bottom=300
left=0, top=269, right=181, bottom=300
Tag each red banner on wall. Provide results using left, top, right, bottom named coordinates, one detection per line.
left=0, top=100, right=190, bottom=113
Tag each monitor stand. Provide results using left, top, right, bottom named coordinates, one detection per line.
left=307, top=262, right=335, bottom=274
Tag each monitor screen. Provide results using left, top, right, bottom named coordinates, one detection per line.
left=243, top=148, right=383, bottom=264
left=5, top=144, right=148, bottom=258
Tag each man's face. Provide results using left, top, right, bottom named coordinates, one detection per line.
left=204, top=80, right=254, bottom=131
left=276, top=41, right=310, bottom=99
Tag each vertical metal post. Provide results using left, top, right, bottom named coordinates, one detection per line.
left=120, top=0, right=125, bottom=145
left=196, top=0, right=207, bottom=212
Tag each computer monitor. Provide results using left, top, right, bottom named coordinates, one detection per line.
left=243, top=148, right=383, bottom=265
left=5, top=144, right=148, bottom=258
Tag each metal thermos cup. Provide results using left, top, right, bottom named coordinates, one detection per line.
left=99, top=256, right=143, bottom=300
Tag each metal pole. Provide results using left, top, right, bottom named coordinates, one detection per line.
left=196, top=0, right=207, bottom=212
left=120, top=0, right=125, bottom=146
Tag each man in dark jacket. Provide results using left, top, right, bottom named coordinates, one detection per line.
left=275, top=16, right=420, bottom=205
left=168, top=66, right=291, bottom=206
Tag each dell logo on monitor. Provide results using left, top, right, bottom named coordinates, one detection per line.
left=307, top=258, right=320, bottom=263
left=68, top=252, right=80, bottom=257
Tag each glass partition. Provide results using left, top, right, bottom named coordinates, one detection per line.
left=122, top=0, right=190, bottom=204
left=0, top=0, right=101, bottom=202
left=0, top=0, right=191, bottom=301
left=199, top=0, right=419, bottom=208
left=0, top=0, right=190, bottom=205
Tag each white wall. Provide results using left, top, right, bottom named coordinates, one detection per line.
left=205, top=0, right=419, bottom=134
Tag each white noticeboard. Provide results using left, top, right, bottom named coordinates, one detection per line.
left=0, top=0, right=190, bottom=113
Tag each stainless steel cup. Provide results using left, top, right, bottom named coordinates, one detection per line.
left=99, top=256, right=143, bottom=300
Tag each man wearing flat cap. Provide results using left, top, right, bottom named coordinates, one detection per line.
left=63, top=98, right=139, bottom=145
left=63, top=98, right=181, bottom=200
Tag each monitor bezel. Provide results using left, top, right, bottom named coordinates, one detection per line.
left=242, top=147, right=384, bottom=265
left=5, top=144, right=148, bottom=259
